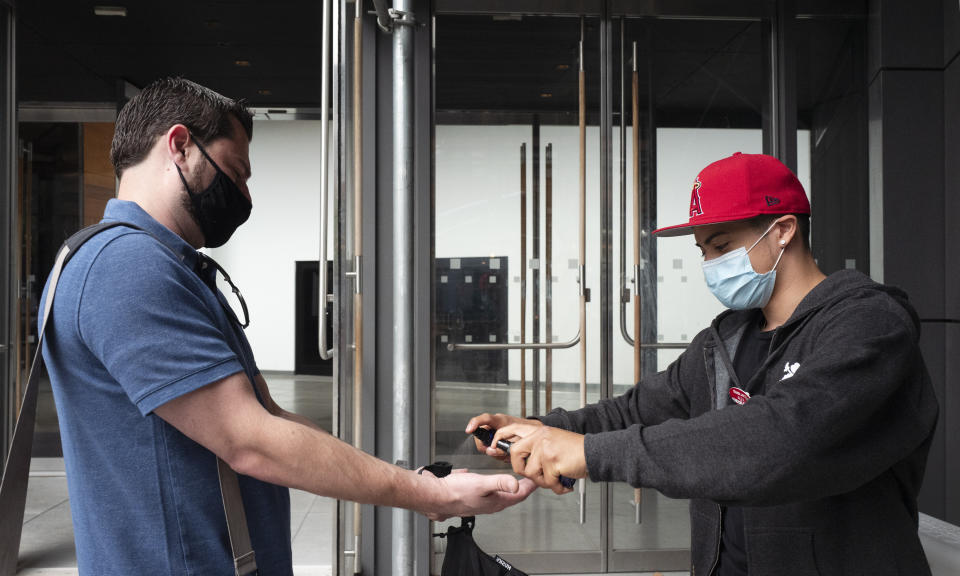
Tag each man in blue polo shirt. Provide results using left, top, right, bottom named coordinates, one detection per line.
left=41, top=77, right=535, bottom=575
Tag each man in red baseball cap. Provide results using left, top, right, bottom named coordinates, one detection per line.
left=470, top=153, right=938, bottom=576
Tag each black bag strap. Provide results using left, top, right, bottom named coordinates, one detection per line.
left=0, top=221, right=256, bottom=576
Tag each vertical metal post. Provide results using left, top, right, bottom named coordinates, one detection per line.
left=318, top=0, right=335, bottom=360
left=350, top=1, right=364, bottom=571
left=531, top=117, right=540, bottom=417
left=519, top=144, right=527, bottom=417
left=599, top=8, right=613, bottom=418
left=391, top=0, right=416, bottom=573
left=577, top=16, right=587, bottom=526
left=762, top=0, right=797, bottom=171
left=631, top=38, right=643, bottom=525
left=545, top=143, right=553, bottom=413
left=618, top=20, right=634, bottom=349
left=598, top=7, right=613, bottom=566
left=330, top=0, right=343, bottom=570
left=0, top=1, right=15, bottom=457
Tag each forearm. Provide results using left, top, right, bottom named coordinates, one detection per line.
left=277, top=408, right=325, bottom=431
left=230, top=411, right=440, bottom=513
left=160, top=373, right=532, bottom=518
left=252, top=373, right=325, bottom=431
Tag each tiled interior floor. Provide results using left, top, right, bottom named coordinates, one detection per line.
left=17, top=372, right=688, bottom=576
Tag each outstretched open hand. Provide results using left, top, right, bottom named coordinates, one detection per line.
left=418, top=468, right=537, bottom=521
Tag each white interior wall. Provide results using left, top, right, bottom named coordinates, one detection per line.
left=207, top=120, right=323, bottom=372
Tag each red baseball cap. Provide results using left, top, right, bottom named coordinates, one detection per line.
left=653, top=152, right=810, bottom=237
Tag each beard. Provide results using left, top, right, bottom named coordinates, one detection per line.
left=180, top=164, right=206, bottom=231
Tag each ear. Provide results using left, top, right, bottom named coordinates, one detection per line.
left=774, top=214, right=798, bottom=248
left=165, top=124, right=192, bottom=167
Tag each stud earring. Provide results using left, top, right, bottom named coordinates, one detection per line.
left=780, top=240, right=786, bottom=245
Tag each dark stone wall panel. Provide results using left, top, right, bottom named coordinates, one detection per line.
left=869, top=0, right=944, bottom=79
left=918, top=323, right=946, bottom=520
left=875, top=70, right=945, bottom=319
left=946, top=56, right=960, bottom=320
left=945, top=0, right=960, bottom=66
left=946, top=324, right=960, bottom=525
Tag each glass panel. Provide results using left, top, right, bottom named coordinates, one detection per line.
left=610, top=17, right=767, bottom=564
left=18, top=122, right=82, bottom=459
left=433, top=14, right=604, bottom=572
left=611, top=16, right=815, bottom=567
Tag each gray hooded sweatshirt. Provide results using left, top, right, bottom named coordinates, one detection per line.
left=538, top=270, right=939, bottom=576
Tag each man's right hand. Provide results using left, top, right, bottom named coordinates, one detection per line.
left=465, top=413, right=543, bottom=460
left=418, top=468, right=537, bottom=521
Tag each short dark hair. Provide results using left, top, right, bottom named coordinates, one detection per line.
left=110, top=77, right=253, bottom=178
left=751, top=213, right=811, bottom=250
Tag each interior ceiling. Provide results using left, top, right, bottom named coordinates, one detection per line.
left=15, top=2, right=865, bottom=126
left=16, top=0, right=325, bottom=107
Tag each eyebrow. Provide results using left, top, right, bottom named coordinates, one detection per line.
left=695, top=231, right=727, bottom=249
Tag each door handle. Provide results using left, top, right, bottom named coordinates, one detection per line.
left=318, top=0, right=335, bottom=360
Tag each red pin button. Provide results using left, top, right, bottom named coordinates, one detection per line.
left=729, top=387, right=751, bottom=405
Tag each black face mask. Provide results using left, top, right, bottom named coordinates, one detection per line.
left=176, top=135, right=252, bottom=248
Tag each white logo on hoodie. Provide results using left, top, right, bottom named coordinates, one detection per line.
left=781, top=362, right=800, bottom=381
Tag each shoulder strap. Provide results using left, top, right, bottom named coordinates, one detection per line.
left=0, top=221, right=256, bottom=576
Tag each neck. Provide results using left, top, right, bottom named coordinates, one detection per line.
left=116, top=161, right=204, bottom=248
left=761, top=249, right=826, bottom=331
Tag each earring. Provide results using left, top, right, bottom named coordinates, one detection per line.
left=779, top=240, right=786, bottom=245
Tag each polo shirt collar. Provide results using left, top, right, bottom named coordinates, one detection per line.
left=101, top=198, right=201, bottom=271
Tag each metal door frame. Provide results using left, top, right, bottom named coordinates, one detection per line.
left=1, top=0, right=16, bottom=459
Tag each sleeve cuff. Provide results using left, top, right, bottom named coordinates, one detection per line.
left=135, top=358, right=245, bottom=416
left=534, top=408, right=574, bottom=431
left=584, top=428, right=638, bottom=484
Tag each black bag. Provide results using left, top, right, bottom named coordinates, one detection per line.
left=439, top=516, right=528, bottom=576
left=421, top=462, right=528, bottom=576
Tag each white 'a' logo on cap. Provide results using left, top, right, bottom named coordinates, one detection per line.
left=690, top=178, right=703, bottom=218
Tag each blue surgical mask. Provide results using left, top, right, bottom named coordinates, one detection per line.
left=701, top=221, right=784, bottom=310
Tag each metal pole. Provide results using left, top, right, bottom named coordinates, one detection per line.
left=391, top=0, right=416, bottom=573
left=762, top=0, right=797, bottom=171
left=545, top=143, right=553, bottom=413
left=1, top=3, right=16, bottom=458
left=577, top=16, right=587, bottom=526
left=599, top=10, right=613, bottom=561
left=520, top=143, right=527, bottom=418
left=351, top=1, right=364, bottom=570
left=631, top=39, right=643, bottom=525
left=619, top=19, right=634, bottom=349
left=318, top=0, right=335, bottom=360
left=531, top=118, right=540, bottom=417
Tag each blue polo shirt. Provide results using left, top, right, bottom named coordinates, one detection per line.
left=41, top=199, right=291, bottom=575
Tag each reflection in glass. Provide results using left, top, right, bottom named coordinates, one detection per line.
left=433, top=15, right=604, bottom=569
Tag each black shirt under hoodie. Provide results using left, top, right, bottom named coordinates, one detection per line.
left=717, top=316, right=774, bottom=576
left=537, top=270, right=940, bottom=576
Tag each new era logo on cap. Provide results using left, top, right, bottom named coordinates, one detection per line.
left=653, top=153, right=810, bottom=237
